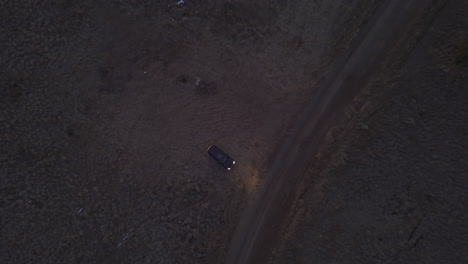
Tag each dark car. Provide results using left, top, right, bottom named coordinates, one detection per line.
left=207, top=145, right=236, bottom=170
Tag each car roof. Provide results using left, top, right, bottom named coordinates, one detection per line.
left=208, top=145, right=232, bottom=160
left=208, top=145, right=222, bottom=154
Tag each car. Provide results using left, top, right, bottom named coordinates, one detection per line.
left=207, top=145, right=236, bottom=170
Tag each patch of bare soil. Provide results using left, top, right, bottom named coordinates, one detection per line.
left=272, top=0, right=468, bottom=263
left=1, top=0, right=378, bottom=263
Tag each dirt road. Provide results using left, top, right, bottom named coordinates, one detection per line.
left=226, top=1, right=445, bottom=263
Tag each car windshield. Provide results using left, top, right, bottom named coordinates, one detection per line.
left=217, top=154, right=227, bottom=163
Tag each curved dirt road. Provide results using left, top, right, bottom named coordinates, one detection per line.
left=226, top=1, right=445, bottom=263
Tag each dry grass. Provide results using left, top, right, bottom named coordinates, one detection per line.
left=455, top=37, right=468, bottom=67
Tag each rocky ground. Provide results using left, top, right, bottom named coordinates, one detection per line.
left=272, top=0, right=468, bottom=263
left=0, top=0, right=380, bottom=263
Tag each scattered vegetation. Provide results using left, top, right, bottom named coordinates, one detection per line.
left=455, top=37, right=468, bottom=67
